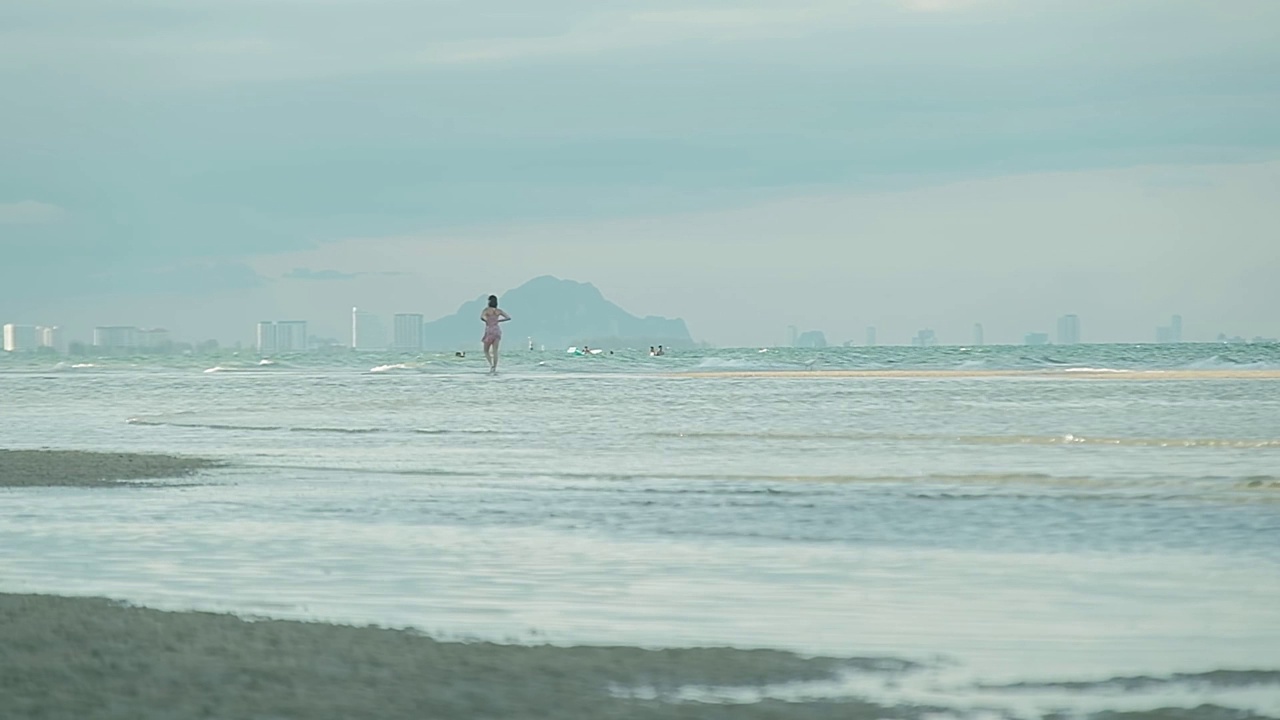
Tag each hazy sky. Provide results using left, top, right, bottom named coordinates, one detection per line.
left=3, top=0, right=1278, bottom=346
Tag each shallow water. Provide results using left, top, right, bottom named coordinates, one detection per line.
left=3, top=345, right=1279, bottom=717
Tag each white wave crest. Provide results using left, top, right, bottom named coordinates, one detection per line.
left=694, top=358, right=755, bottom=369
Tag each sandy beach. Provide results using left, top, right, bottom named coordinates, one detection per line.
left=0, top=593, right=915, bottom=720
left=0, top=449, right=221, bottom=488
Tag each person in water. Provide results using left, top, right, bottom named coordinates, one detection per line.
left=481, top=294, right=511, bottom=373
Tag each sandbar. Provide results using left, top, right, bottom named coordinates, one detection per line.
left=0, top=449, right=222, bottom=488
left=0, top=593, right=913, bottom=719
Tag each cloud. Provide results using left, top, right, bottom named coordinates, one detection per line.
left=898, top=0, right=988, bottom=12
left=284, top=267, right=360, bottom=281
left=0, top=200, right=65, bottom=224
left=98, top=262, right=269, bottom=295
left=283, top=267, right=408, bottom=281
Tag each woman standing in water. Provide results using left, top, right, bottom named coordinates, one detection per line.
left=481, top=295, right=511, bottom=374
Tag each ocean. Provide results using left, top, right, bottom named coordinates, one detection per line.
left=2, top=343, right=1279, bottom=718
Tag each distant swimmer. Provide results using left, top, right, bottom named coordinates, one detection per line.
left=481, top=294, right=512, bottom=374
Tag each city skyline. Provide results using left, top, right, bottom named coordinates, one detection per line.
left=7, top=303, right=1277, bottom=353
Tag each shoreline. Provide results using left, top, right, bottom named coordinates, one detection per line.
left=0, top=593, right=903, bottom=720
left=0, top=449, right=222, bottom=488
left=669, top=369, right=1280, bottom=380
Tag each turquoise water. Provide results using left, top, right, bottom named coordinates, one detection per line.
left=2, top=341, right=1279, bottom=374
left=2, top=344, right=1279, bottom=718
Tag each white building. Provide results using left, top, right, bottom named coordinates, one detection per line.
left=94, top=326, right=138, bottom=349
left=972, top=323, right=984, bottom=346
left=39, top=326, right=65, bottom=353
left=1057, top=314, right=1080, bottom=345
left=275, top=321, right=307, bottom=352
left=137, top=328, right=170, bottom=349
left=256, top=321, right=278, bottom=354
left=392, top=313, right=424, bottom=351
left=3, top=324, right=39, bottom=352
left=256, top=321, right=308, bottom=354
left=352, top=307, right=386, bottom=350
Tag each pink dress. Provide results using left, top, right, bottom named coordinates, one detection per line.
left=482, top=312, right=502, bottom=344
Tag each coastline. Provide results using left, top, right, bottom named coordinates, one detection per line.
left=0, top=593, right=901, bottom=720
left=669, top=369, right=1280, bottom=380
left=0, top=449, right=221, bottom=488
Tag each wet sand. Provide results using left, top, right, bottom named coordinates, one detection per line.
left=0, top=593, right=915, bottom=720
left=0, top=449, right=221, bottom=488
left=671, top=369, right=1280, bottom=380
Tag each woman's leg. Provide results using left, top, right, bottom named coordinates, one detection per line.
left=490, top=339, right=500, bottom=372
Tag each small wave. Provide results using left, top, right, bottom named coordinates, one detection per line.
left=1180, top=356, right=1279, bottom=371
left=127, top=418, right=284, bottom=431
left=53, top=362, right=98, bottom=370
left=1023, top=355, right=1070, bottom=365
left=987, top=669, right=1280, bottom=692
left=127, top=418, right=385, bottom=434
left=1063, top=367, right=1133, bottom=373
left=288, top=426, right=385, bottom=434
left=694, top=358, right=758, bottom=369
left=370, top=363, right=420, bottom=373
left=645, top=430, right=1280, bottom=448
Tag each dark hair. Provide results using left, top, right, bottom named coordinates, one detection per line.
left=487, top=295, right=498, bottom=308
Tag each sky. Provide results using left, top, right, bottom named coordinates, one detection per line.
left=2, top=0, right=1278, bottom=347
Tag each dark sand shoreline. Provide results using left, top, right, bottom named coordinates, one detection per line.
left=0, top=449, right=222, bottom=488
left=0, top=593, right=912, bottom=720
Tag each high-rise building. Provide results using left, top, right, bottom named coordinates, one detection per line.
left=256, top=321, right=307, bottom=354
left=137, top=328, right=170, bottom=349
left=1057, top=314, right=1080, bottom=345
left=1156, top=314, right=1184, bottom=344
left=865, top=326, right=877, bottom=346
left=352, top=307, right=385, bottom=350
left=393, top=313, right=424, bottom=351
left=972, top=323, right=984, bottom=346
left=912, top=329, right=936, bottom=347
left=94, top=326, right=138, bottom=349
left=38, top=326, right=65, bottom=353
left=275, top=321, right=307, bottom=352
left=3, top=324, right=38, bottom=352
left=1024, top=332, right=1050, bottom=346
left=256, top=321, right=277, bottom=354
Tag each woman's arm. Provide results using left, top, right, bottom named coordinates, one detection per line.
left=498, top=309, right=512, bottom=322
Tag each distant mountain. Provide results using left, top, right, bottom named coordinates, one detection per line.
left=421, top=276, right=694, bottom=351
